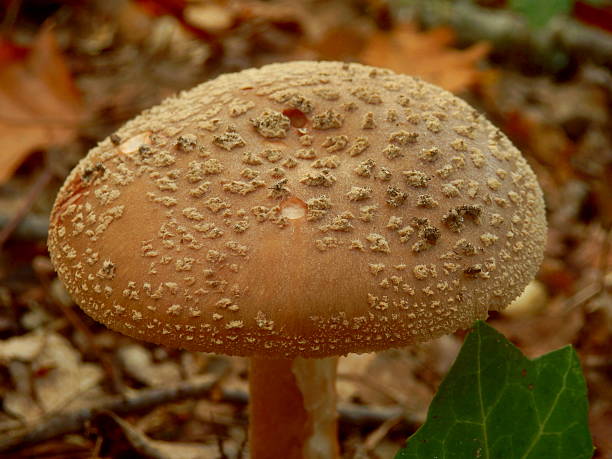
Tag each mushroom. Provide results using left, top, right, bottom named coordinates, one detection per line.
left=48, top=61, right=547, bottom=458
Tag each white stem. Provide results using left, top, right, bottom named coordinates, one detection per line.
left=293, top=357, right=339, bottom=459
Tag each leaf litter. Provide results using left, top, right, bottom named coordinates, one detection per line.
left=0, top=0, right=610, bottom=457
left=0, top=24, right=84, bottom=184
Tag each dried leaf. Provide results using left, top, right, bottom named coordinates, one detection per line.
left=298, top=25, right=368, bottom=61
left=183, top=3, right=234, bottom=33
left=1, top=331, right=104, bottom=425
left=0, top=330, right=45, bottom=362
left=0, top=23, right=83, bottom=183
left=118, top=344, right=182, bottom=387
left=33, top=333, right=104, bottom=413
left=3, top=392, right=44, bottom=424
left=336, top=353, right=377, bottom=401
left=93, top=411, right=222, bottom=459
left=360, top=23, right=490, bottom=93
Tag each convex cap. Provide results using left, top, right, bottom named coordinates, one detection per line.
left=48, top=61, right=547, bottom=358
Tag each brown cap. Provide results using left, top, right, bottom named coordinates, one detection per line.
left=48, top=61, right=546, bottom=358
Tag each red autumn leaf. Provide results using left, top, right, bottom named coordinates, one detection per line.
left=0, top=23, right=83, bottom=183
left=360, top=23, right=491, bottom=93
left=574, top=1, right=612, bottom=33
left=134, top=0, right=187, bottom=18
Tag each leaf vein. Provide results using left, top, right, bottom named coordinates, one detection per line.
left=519, top=350, right=573, bottom=459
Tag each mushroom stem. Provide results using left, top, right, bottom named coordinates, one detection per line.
left=249, top=356, right=339, bottom=459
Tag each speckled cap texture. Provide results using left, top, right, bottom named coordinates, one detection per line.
left=48, top=61, right=546, bottom=358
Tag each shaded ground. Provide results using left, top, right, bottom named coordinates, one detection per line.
left=0, top=1, right=610, bottom=457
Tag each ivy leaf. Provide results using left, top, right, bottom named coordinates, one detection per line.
left=396, top=321, right=593, bottom=459
left=509, top=0, right=574, bottom=28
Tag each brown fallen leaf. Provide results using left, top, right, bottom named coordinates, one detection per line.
left=93, top=411, right=225, bottom=459
left=360, top=23, right=491, bottom=93
left=0, top=23, right=83, bottom=183
left=118, top=343, right=182, bottom=387
left=1, top=330, right=104, bottom=424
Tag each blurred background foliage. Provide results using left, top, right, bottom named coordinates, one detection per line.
left=0, top=0, right=610, bottom=458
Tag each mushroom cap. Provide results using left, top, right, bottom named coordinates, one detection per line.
left=48, top=61, right=546, bottom=358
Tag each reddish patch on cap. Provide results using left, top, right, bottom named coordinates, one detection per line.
left=50, top=175, right=88, bottom=226
left=282, top=108, right=308, bottom=128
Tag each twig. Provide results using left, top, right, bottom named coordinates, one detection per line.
left=216, top=387, right=416, bottom=425
left=0, top=115, right=83, bottom=127
left=216, top=435, right=229, bottom=459
left=0, top=214, right=49, bottom=241
left=565, top=282, right=602, bottom=311
left=363, top=415, right=404, bottom=452
left=565, top=226, right=611, bottom=311
left=0, top=374, right=224, bottom=453
left=0, top=166, right=53, bottom=248
left=338, top=402, right=411, bottom=426
left=236, top=431, right=248, bottom=459
left=398, top=0, right=612, bottom=70
left=0, top=380, right=417, bottom=453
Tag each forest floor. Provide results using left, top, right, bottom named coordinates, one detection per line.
left=0, top=1, right=610, bottom=458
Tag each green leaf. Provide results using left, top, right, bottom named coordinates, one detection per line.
left=509, top=0, right=574, bottom=28
left=395, top=321, right=593, bottom=459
